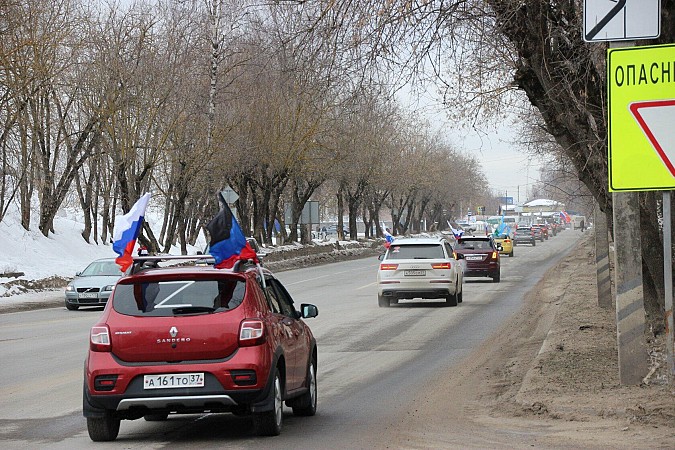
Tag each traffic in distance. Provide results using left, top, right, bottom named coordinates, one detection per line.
left=376, top=214, right=587, bottom=307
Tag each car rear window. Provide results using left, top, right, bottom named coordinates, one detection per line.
left=112, top=278, right=246, bottom=317
left=456, top=240, right=492, bottom=250
left=386, top=244, right=444, bottom=259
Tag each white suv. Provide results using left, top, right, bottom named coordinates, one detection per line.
left=377, top=237, right=464, bottom=307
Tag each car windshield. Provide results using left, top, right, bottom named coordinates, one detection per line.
left=80, top=260, right=121, bottom=276
left=456, top=240, right=491, bottom=250
left=386, top=244, right=444, bottom=259
left=113, top=278, right=246, bottom=317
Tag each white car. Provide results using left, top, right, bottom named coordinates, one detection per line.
left=377, top=237, right=464, bottom=307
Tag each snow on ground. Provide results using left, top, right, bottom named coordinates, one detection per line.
left=0, top=202, right=204, bottom=298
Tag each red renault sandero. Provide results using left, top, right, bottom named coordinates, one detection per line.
left=83, top=256, right=318, bottom=441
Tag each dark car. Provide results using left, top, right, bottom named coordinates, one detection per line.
left=530, top=225, right=545, bottom=242
left=513, top=227, right=536, bottom=246
left=454, top=236, right=501, bottom=283
left=534, top=223, right=549, bottom=240
left=83, top=256, right=318, bottom=441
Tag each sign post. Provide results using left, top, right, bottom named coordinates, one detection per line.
left=607, top=41, right=674, bottom=384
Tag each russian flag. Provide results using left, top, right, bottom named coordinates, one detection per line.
left=112, top=193, right=151, bottom=272
left=206, top=193, right=258, bottom=269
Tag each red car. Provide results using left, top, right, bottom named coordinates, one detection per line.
left=454, top=236, right=501, bottom=283
left=533, top=224, right=549, bottom=240
left=83, top=256, right=319, bottom=441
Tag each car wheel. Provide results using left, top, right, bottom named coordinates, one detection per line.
left=509, top=250, right=514, bottom=257
left=87, top=413, right=120, bottom=442
left=493, top=273, right=501, bottom=283
left=445, top=290, right=458, bottom=307
left=143, top=413, right=169, bottom=421
left=65, top=301, right=79, bottom=311
left=457, top=286, right=463, bottom=303
left=292, top=357, right=317, bottom=416
left=378, top=294, right=390, bottom=307
left=253, top=369, right=283, bottom=436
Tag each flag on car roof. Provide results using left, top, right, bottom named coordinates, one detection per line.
left=112, top=193, right=151, bottom=272
left=206, top=193, right=258, bottom=269
left=447, top=221, right=464, bottom=239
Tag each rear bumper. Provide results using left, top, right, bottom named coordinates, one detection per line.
left=84, top=345, right=277, bottom=419
left=463, top=263, right=499, bottom=278
left=380, top=288, right=452, bottom=300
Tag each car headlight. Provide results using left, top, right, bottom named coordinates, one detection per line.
left=102, top=285, right=114, bottom=292
left=65, top=285, right=74, bottom=292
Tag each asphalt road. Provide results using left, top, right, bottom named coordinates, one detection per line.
left=0, top=230, right=583, bottom=449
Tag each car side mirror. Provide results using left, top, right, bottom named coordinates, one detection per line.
left=455, top=253, right=465, bottom=260
left=496, top=244, right=503, bottom=251
left=301, top=303, right=319, bottom=319
left=75, top=271, right=82, bottom=276
left=377, top=254, right=385, bottom=261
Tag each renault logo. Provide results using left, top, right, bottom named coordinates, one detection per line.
left=169, top=326, right=178, bottom=338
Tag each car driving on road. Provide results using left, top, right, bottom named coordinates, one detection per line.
left=513, top=227, right=537, bottom=246
left=377, top=237, right=464, bottom=307
left=83, top=256, right=319, bottom=441
left=65, top=258, right=126, bottom=310
left=492, top=234, right=514, bottom=257
left=454, top=236, right=501, bottom=282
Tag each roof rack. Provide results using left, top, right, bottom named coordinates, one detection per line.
left=129, top=255, right=259, bottom=275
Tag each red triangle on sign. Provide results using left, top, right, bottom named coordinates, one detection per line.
left=629, top=100, right=675, bottom=177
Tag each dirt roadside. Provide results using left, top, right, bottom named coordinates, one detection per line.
left=385, top=232, right=674, bottom=449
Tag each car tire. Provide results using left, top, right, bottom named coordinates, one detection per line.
left=65, top=302, right=79, bottom=311
left=378, top=295, right=390, bottom=307
left=292, top=357, right=317, bottom=417
left=143, top=413, right=169, bottom=421
left=253, top=369, right=283, bottom=436
left=493, top=273, right=501, bottom=283
left=509, top=250, right=514, bottom=257
left=87, top=413, right=120, bottom=442
left=457, top=286, right=463, bottom=303
left=445, top=290, right=458, bottom=307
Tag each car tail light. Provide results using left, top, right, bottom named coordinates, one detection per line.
left=239, top=319, right=266, bottom=347
left=491, top=251, right=498, bottom=259
left=379, top=263, right=398, bottom=270
left=90, top=325, right=111, bottom=352
left=431, top=262, right=451, bottom=269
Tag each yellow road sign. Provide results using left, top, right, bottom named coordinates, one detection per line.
left=608, top=43, right=675, bottom=191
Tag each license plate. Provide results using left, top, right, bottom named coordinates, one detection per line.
left=78, top=292, right=98, bottom=299
left=465, top=255, right=484, bottom=261
left=404, top=270, right=426, bottom=276
left=144, top=373, right=205, bottom=390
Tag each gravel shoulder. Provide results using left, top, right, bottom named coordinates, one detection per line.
left=385, top=232, right=674, bottom=449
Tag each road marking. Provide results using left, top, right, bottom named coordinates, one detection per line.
left=357, top=282, right=376, bottom=290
